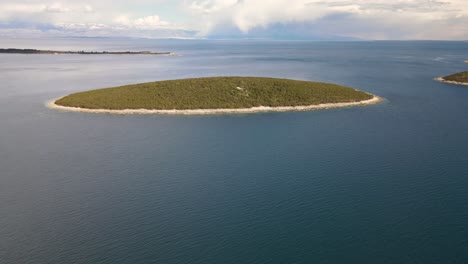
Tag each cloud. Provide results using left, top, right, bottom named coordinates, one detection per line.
left=188, top=0, right=326, bottom=34
left=0, top=0, right=467, bottom=39
left=44, top=3, right=70, bottom=13
left=114, top=15, right=171, bottom=29
left=0, top=22, right=198, bottom=39
left=0, top=1, right=185, bottom=38
left=0, top=2, right=90, bottom=25
left=187, top=0, right=468, bottom=39
left=0, top=2, right=71, bottom=15
left=83, top=5, right=94, bottom=13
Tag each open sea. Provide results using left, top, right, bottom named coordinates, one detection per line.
left=1, top=38, right=467, bottom=263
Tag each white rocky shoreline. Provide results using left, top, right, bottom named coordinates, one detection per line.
left=435, top=77, right=468, bottom=86
left=47, top=94, right=384, bottom=115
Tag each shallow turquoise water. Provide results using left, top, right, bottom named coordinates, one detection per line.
left=1, top=39, right=467, bottom=263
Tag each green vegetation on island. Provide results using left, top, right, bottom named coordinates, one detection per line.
left=437, top=60, right=468, bottom=86
left=0, top=48, right=172, bottom=55
left=55, top=77, right=375, bottom=110
left=441, top=71, right=468, bottom=84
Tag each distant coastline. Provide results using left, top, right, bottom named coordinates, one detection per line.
left=0, top=48, right=175, bottom=56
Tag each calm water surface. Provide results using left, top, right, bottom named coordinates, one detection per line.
left=1, top=38, right=468, bottom=263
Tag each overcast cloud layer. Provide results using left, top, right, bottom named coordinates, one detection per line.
left=0, top=0, right=467, bottom=40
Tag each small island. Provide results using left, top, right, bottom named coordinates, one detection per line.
left=0, top=48, right=174, bottom=56
left=436, top=71, right=468, bottom=86
left=49, top=77, right=383, bottom=115
left=436, top=60, right=468, bottom=86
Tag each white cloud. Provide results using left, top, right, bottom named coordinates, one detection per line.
left=115, top=15, right=171, bottom=29
left=83, top=5, right=94, bottom=13
left=44, top=3, right=70, bottom=13
left=187, top=0, right=468, bottom=39
left=0, top=2, right=70, bottom=15
left=0, top=24, right=197, bottom=39
left=0, top=0, right=466, bottom=39
left=0, top=1, right=182, bottom=37
left=0, top=2, right=90, bottom=25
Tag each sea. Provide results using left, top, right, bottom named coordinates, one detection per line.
left=1, top=38, right=467, bottom=264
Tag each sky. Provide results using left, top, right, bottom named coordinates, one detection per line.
left=0, top=0, right=467, bottom=40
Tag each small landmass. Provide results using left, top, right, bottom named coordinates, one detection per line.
left=435, top=60, right=468, bottom=86
left=49, top=77, right=383, bottom=115
left=0, top=48, right=174, bottom=56
left=436, top=71, right=468, bottom=86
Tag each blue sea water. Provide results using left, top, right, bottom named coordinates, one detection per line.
left=1, top=38, right=468, bottom=264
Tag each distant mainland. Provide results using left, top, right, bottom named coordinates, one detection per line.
left=48, top=77, right=382, bottom=115
left=0, top=48, right=174, bottom=56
